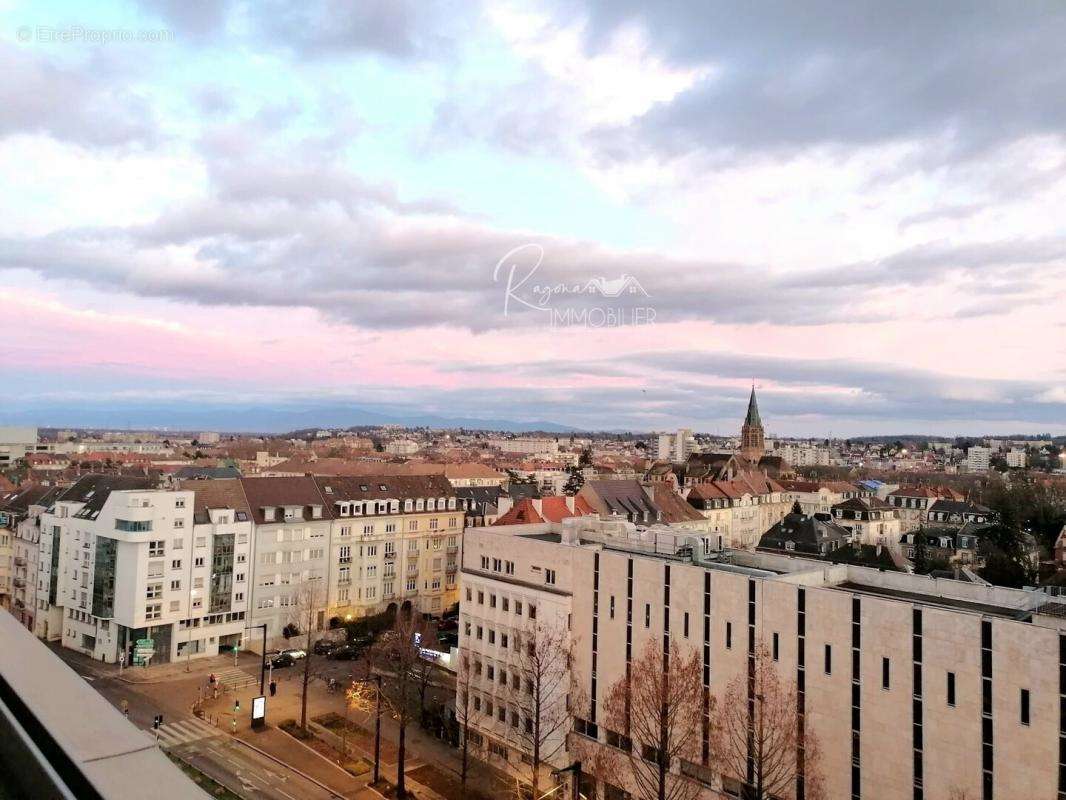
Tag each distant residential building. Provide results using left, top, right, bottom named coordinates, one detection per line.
left=925, top=499, right=995, bottom=528
left=831, top=496, right=902, bottom=550
left=314, top=475, right=461, bottom=620
left=1006, top=448, right=1027, bottom=468
left=385, top=439, right=421, bottom=456
left=0, top=426, right=42, bottom=465
left=657, top=428, right=695, bottom=462
left=489, top=437, right=560, bottom=456
left=685, top=473, right=790, bottom=550
left=197, top=432, right=221, bottom=444
left=577, top=479, right=661, bottom=524
left=758, top=503, right=851, bottom=556
left=885, top=485, right=965, bottom=532
left=965, top=445, right=992, bottom=472
left=779, top=479, right=866, bottom=516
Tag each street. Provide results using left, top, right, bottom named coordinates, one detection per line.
left=48, top=644, right=356, bottom=799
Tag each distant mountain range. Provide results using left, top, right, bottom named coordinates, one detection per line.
left=2, top=401, right=577, bottom=435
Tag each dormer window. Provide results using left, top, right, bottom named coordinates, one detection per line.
left=360, top=485, right=369, bottom=492
left=379, top=484, right=387, bottom=491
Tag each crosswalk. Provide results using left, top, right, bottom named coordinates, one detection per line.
left=155, top=716, right=225, bottom=748
left=210, top=666, right=256, bottom=691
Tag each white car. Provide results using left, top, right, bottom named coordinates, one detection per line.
left=280, top=648, right=308, bottom=660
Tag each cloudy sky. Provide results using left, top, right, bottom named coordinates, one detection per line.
left=2, top=1, right=1065, bottom=436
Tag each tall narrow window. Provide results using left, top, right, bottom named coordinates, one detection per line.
left=726, top=622, right=732, bottom=649
left=824, top=644, right=832, bottom=675
left=683, top=612, right=690, bottom=638
left=1020, top=689, right=1030, bottom=726
left=946, top=672, right=956, bottom=707
left=882, top=657, right=890, bottom=690
left=772, top=632, right=779, bottom=661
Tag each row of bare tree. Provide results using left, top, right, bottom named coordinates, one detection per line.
left=453, top=616, right=826, bottom=800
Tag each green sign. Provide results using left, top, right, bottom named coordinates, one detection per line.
left=133, top=637, right=155, bottom=666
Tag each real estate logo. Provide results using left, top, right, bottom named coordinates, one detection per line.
left=493, top=244, right=656, bottom=328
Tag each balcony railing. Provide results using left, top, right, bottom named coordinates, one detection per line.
left=384, top=552, right=397, bottom=561
left=338, top=556, right=352, bottom=564
left=13, top=578, right=25, bottom=588
left=13, top=557, right=26, bottom=567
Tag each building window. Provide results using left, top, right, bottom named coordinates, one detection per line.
left=946, top=671, right=956, bottom=707
left=824, top=644, right=832, bottom=675
left=726, top=622, right=732, bottom=649
left=544, top=569, right=556, bottom=585
left=882, top=657, right=890, bottom=690
left=683, top=612, right=690, bottom=638
left=148, top=540, right=165, bottom=556
left=645, top=603, right=651, bottom=628
left=772, top=632, right=779, bottom=660
left=529, top=605, right=537, bottom=620
left=1020, top=689, right=1030, bottom=726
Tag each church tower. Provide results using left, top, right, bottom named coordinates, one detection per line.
left=740, top=385, right=765, bottom=463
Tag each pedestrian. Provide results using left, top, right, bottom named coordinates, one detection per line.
left=209, top=673, right=216, bottom=686
left=269, top=679, right=277, bottom=697
left=120, top=699, right=129, bottom=718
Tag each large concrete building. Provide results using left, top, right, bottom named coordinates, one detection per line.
left=459, top=515, right=1066, bottom=800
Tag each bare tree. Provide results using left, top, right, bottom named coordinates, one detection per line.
left=717, top=646, right=824, bottom=800
left=512, top=621, right=573, bottom=800
left=369, top=611, right=433, bottom=798
left=285, top=579, right=330, bottom=732
left=589, top=638, right=707, bottom=800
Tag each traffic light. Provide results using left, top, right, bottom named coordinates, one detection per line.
left=234, top=699, right=240, bottom=713
left=153, top=714, right=163, bottom=729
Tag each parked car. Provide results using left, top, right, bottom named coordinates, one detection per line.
left=269, top=652, right=295, bottom=669
left=328, top=644, right=364, bottom=661
left=437, top=618, right=458, bottom=632
left=312, top=639, right=338, bottom=656
left=280, top=648, right=307, bottom=660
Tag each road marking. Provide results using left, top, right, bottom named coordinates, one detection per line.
left=275, top=789, right=297, bottom=800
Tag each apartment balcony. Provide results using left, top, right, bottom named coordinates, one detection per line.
left=338, top=556, right=352, bottom=564
left=383, top=591, right=396, bottom=600
left=446, top=564, right=457, bottom=574
left=13, top=557, right=25, bottom=567
left=446, top=545, right=459, bottom=554
left=384, top=552, right=397, bottom=561
left=12, top=578, right=25, bottom=589
left=337, top=577, right=352, bottom=586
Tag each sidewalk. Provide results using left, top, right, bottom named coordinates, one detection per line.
left=118, top=651, right=262, bottom=684
left=238, top=725, right=370, bottom=799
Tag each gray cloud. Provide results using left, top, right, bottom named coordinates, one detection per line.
left=135, top=0, right=479, bottom=60
left=561, top=1, right=1066, bottom=162
left=0, top=43, right=157, bottom=147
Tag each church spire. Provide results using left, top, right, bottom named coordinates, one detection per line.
left=744, top=384, right=762, bottom=428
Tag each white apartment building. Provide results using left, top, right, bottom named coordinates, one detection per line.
left=490, top=437, right=560, bottom=456
left=658, top=428, right=695, bottom=462
left=385, top=439, right=421, bottom=456
left=966, top=446, right=992, bottom=473
left=315, top=475, right=461, bottom=621
left=46, top=479, right=249, bottom=664
left=772, top=443, right=832, bottom=467
left=461, top=516, right=1066, bottom=800
left=1006, top=448, right=1027, bottom=469
left=241, top=476, right=334, bottom=645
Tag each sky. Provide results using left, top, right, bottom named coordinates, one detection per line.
left=2, top=0, right=1065, bottom=436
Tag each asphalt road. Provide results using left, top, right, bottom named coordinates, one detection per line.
left=170, top=736, right=339, bottom=800
left=49, top=646, right=346, bottom=800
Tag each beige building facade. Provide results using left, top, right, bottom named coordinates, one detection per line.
left=459, top=516, right=1066, bottom=800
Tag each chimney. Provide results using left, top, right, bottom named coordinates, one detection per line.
left=565, top=496, right=575, bottom=513
left=532, top=498, right=543, bottom=517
